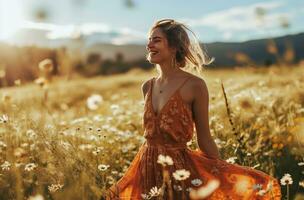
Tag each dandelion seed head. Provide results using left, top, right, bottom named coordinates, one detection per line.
left=87, top=94, right=103, bottom=110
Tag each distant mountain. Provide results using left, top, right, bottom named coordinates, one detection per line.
left=6, top=28, right=304, bottom=66
left=85, top=32, right=304, bottom=66
left=206, top=32, right=304, bottom=67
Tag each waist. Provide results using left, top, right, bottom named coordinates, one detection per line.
left=145, top=140, right=187, bottom=150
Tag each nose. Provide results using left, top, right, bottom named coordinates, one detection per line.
left=146, top=40, right=153, bottom=51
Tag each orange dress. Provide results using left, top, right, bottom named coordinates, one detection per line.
left=106, top=77, right=282, bottom=200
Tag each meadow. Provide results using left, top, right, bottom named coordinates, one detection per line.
left=0, top=65, right=303, bottom=199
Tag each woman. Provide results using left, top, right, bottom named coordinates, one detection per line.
left=106, top=19, right=281, bottom=200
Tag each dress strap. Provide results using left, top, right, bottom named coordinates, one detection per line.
left=149, top=77, right=155, bottom=92
left=176, top=76, right=192, bottom=91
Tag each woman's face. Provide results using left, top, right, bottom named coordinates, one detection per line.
left=146, top=28, right=174, bottom=64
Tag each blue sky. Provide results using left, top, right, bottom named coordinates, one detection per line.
left=0, top=0, right=303, bottom=44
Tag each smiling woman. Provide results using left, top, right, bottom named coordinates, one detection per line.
left=105, top=18, right=282, bottom=200
left=0, top=0, right=25, bottom=40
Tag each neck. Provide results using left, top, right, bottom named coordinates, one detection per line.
left=157, top=62, right=183, bottom=81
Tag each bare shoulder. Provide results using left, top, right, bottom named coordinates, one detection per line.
left=185, top=74, right=209, bottom=100
left=141, top=77, right=154, bottom=98
left=182, top=73, right=207, bottom=91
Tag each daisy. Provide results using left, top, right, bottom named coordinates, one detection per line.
left=191, top=178, right=203, bottom=186
left=280, top=173, right=293, bottom=185
left=226, top=156, right=237, bottom=164
left=149, top=186, right=162, bottom=197
left=157, top=154, right=173, bottom=167
left=25, top=163, right=37, bottom=171
left=1, top=161, right=11, bottom=171
left=173, top=169, right=190, bottom=181
left=298, top=162, right=304, bottom=166
left=0, top=114, right=8, bottom=123
left=98, top=164, right=110, bottom=171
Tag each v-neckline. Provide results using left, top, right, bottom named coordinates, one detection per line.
left=150, top=77, right=188, bottom=117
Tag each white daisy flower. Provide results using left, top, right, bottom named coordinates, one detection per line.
left=98, top=164, right=110, bottom=171
left=1, top=161, right=11, bottom=171
left=28, top=194, right=44, bottom=200
left=140, top=193, right=150, bottom=200
left=191, top=178, right=203, bottom=186
left=25, top=163, right=37, bottom=171
left=157, top=154, right=173, bottom=167
left=299, top=181, right=304, bottom=188
left=149, top=186, right=162, bottom=197
left=280, top=173, right=293, bottom=185
left=298, top=162, right=304, bottom=166
left=0, top=114, right=8, bottom=123
left=173, top=169, right=190, bottom=181
left=48, top=183, right=64, bottom=192
left=226, top=156, right=237, bottom=164
left=173, top=184, right=183, bottom=191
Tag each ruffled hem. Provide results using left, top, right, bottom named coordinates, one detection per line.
left=105, top=144, right=282, bottom=200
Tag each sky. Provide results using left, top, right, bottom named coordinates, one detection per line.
left=0, top=0, right=303, bottom=45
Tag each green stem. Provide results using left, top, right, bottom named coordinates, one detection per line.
left=286, top=185, right=289, bottom=200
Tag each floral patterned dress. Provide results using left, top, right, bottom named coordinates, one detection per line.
left=106, top=77, right=282, bottom=200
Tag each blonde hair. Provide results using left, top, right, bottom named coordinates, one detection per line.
left=148, top=19, right=214, bottom=76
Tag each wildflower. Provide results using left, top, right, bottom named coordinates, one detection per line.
left=298, top=162, right=304, bottom=166
left=34, top=77, right=48, bottom=88
left=173, top=169, right=190, bottom=181
left=157, top=154, right=173, bottom=167
left=1, top=161, right=11, bottom=171
left=252, top=183, right=263, bottom=190
left=0, top=141, right=7, bottom=148
left=173, top=184, right=183, bottom=191
left=140, top=193, right=150, bottom=200
left=25, top=163, right=37, bottom=171
left=226, top=156, right=237, bottom=164
left=87, top=94, right=103, bottom=110
left=191, top=178, right=203, bottom=186
left=280, top=173, right=293, bottom=185
left=0, top=114, right=8, bottom=123
left=149, top=186, right=162, bottom=197
left=251, top=164, right=260, bottom=169
left=190, top=179, right=220, bottom=199
left=256, top=180, right=273, bottom=196
left=48, top=183, right=64, bottom=192
left=299, top=181, right=304, bottom=188
left=98, top=164, right=110, bottom=171
left=28, top=194, right=44, bottom=200
left=14, top=147, right=26, bottom=157
left=26, top=129, right=37, bottom=139
left=39, top=58, right=54, bottom=73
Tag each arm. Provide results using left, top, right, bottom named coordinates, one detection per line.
left=141, top=79, right=150, bottom=99
left=192, top=78, right=221, bottom=159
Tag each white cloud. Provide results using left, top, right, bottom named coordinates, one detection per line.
left=19, top=21, right=146, bottom=44
left=181, top=1, right=288, bottom=32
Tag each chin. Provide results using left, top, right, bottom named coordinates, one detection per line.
left=148, top=58, right=161, bottom=64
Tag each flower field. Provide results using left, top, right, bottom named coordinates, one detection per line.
left=0, top=65, right=303, bottom=199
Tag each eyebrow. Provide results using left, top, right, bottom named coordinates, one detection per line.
left=148, top=36, right=162, bottom=40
